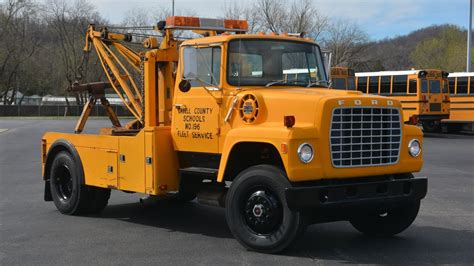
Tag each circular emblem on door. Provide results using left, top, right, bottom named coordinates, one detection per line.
left=239, top=94, right=259, bottom=123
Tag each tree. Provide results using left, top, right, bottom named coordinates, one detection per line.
left=411, top=25, right=470, bottom=72
left=321, top=19, right=369, bottom=67
left=222, top=0, right=328, bottom=39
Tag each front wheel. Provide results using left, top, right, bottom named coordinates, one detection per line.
left=225, top=165, right=306, bottom=253
left=350, top=200, right=420, bottom=237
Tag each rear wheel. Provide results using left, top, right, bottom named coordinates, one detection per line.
left=350, top=200, right=420, bottom=237
left=225, top=165, right=306, bottom=253
left=49, top=151, right=110, bottom=215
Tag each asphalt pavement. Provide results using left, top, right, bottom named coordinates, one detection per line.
left=0, top=118, right=473, bottom=265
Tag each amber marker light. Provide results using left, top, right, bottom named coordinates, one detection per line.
left=281, top=143, right=288, bottom=154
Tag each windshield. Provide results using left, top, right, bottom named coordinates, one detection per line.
left=227, top=39, right=327, bottom=87
left=429, top=80, right=441, bottom=93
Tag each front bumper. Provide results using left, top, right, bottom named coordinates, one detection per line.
left=285, top=176, right=427, bottom=211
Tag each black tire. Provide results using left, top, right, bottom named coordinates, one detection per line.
left=422, top=121, right=440, bottom=133
left=350, top=200, right=420, bottom=237
left=225, top=165, right=306, bottom=253
left=49, top=151, right=110, bottom=215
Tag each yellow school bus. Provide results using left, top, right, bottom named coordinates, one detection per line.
left=445, top=72, right=474, bottom=131
left=330, top=66, right=356, bottom=90
left=355, top=70, right=450, bottom=132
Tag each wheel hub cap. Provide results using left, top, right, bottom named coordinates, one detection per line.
left=243, top=190, right=283, bottom=235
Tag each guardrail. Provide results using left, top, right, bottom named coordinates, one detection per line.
left=0, top=105, right=132, bottom=117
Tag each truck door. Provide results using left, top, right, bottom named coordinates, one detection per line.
left=171, top=46, right=222, bottom=153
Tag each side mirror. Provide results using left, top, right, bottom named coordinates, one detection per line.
left=322, top=51, right=332, bottom=81
left=183, top=47, right=198, bottom=80
left=178, top=80, right=191, bottom=93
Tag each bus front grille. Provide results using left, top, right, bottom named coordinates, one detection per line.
left=330, top=107, right=402, bottom=168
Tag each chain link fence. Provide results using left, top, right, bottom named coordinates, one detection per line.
left=0, top=105, right=132, bottom=117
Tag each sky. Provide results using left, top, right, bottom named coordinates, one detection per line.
left=91, top=0, right=469, bottom=40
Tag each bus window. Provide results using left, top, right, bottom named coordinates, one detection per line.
left=409, top=79, right=417, bottom=94
left=421, top=79, right=428, bottom=93
left=332, top=78, right=346, bottom=90
left=448, top=77, right=455, bottom=95
left=392, top=75, right=407, bottom=95
left=357, top=77, right=367, bottom=93
left=347, top=77, right=355, bottom=90
left=429, top=80, right=441, bottom=93
left=368, top=76, right=379, bottom=94
left=380, top=76, right=390, bottom=95
left=443, top=80, right=449, bottom=93
left=457, top=77, right=468, bottom=94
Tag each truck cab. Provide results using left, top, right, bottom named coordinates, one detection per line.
left=41, top=16, right=427, bottom=253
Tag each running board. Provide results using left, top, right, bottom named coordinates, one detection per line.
left=179, top=167, right=218, bottom=179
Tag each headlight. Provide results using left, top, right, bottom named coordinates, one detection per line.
left=408, top=139, right=421, bottom=157
left=297, top=143, right=314, bottom=163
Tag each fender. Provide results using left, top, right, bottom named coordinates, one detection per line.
left=217, top=127, right=291, bottom=182
left=43, top=139, right=85, bottom=201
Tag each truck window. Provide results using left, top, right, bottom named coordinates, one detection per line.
left=332, top=78, right=346, bottom=89
left=191, top=47, right=221, bottom=87
left=229, top=53, right=263, bottom=79
left=380, top=76, right=390, bottom=95
left=392, top=75, right=407, bottom=95
left=227, top=39, right=327, bottom=86
left=456, top=77, right=468, bottom=94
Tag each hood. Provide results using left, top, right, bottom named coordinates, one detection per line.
left=232, top=87, right=402, bottom=128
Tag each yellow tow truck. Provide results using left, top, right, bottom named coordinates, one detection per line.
left=42, top=16, right=427, bottom=253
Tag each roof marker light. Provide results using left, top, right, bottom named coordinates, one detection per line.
left=165, top=16, right=248, bottom=32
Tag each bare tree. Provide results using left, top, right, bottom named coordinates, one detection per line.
left=321, top=19, right=369, bottom=67
left=0, top=0, right=40, bottom=105
left=222, top=0, right=328, bottom=38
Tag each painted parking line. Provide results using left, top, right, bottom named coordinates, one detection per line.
left=0, top=129, right=9, bottom=133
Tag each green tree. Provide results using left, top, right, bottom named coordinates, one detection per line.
left=411, top=25, right=471, bottom=72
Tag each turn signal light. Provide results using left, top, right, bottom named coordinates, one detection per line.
left=284, top=116, right=295, bottom=128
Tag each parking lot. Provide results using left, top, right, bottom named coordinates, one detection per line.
left=1, top=118, right=473, bottom=265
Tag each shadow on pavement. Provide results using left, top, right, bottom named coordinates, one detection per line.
left=98, top=200, right=233, bottom=239
left=94, top=201, right=473, bottom=264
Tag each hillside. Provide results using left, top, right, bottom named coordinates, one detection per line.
left=353, top=24, right=470, bottom=72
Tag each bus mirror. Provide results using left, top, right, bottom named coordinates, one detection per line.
left=183, top=47, right=198, bottom=80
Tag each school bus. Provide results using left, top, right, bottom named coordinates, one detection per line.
left=330, top=66, right=356, bottom=90
left=445, top=72, right=474, bottom=131
left=355, top=70, right=450, bottom=132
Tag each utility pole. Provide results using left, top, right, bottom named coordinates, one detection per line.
left=468, top=0, right=472, bottom=72
left=172, top=0, right=175, bottom=16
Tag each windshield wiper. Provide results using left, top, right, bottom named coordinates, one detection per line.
left=265, top=79, right=286, bottom=87
left=307, top=80, right=330, bottom=88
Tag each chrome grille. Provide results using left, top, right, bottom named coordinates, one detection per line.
left=330, top=107, right=402, bottom=168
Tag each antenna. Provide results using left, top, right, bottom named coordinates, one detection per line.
left=172, top=0, right=175, bottom=16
